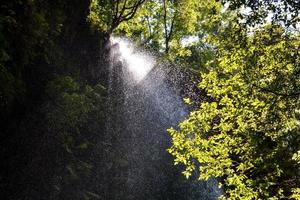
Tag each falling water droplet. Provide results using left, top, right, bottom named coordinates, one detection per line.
left=106, top=36, right=222, bottom=199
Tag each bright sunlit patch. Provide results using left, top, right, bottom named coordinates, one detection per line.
left=111, top=37, right=155, bottom=82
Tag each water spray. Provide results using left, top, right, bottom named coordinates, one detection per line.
left=110, top=37, right=155, bottom=83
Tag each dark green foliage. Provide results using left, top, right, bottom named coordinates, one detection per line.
left=3, top=0, right=300, bottom=199
left=223, top=0, right=300, bottom=27
left=44, top=75, right=106, bottom=199
left=0, top=0, right=108, bottom=199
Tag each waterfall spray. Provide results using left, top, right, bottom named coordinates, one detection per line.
left=110, top=37, right=155, bottom=83
left=105, top=36, right=221, bottom=200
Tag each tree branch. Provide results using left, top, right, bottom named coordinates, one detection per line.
left=163, top=0, right=169, bottom=53
left=254, top=84, right=300, bottom=98
left=108, top=0, right=145, bottom=33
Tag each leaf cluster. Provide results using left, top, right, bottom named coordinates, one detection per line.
left=168, top=23, right=300, bottom=199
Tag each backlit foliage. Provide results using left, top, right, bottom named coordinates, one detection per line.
left=168, top=24, right=300, bottom=199
left=88, top=0, right=145, bottom=33
left=87, top=1, right=300, bottom=198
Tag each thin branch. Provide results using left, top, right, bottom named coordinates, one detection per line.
left=118, top=0, right=128, bottom=19
left=122, top=6, right=138, bottom=20
left=109, top=0, right=146, bottom=33
left=125, top=0, right=145, bottom=10
left=115, top=0, right=119, bottom=18
left=260, top=88, right=300, bottom=98
left=253, top=84, right=300, bottom=98
left=163, top=0, right=169, bottom=52
left=166, top=13, right=175, bottom=44
left=146, top=16, right=152, bottom=36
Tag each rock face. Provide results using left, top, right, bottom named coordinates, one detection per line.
left=0, top=0, right=110, bottom=199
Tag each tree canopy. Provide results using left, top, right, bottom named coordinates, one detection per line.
left=2, top=0, right=300, bottom=199
left=168, top=23, right=300, bottom=199
left=87, top=0, right=300, bottom=198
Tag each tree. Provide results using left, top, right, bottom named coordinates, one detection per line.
left=168, top=21, right=300, bottom=199
left=116, top=0, right=222, bottom=61
left=88, top=0, right=146, bottom=33
left=86, top=0, right=300, bottom=198
left=90, top=0, right=223, bottom=59
left=222, top=0, right=300, bottom=28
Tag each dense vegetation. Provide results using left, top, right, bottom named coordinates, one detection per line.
left=1, top=0, right=300, bottom=199
left=0, top=0, right=108, bottom=199
left=169, top=25, right=300, bottom=199
left=88, top=0, right=300, bottom=198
